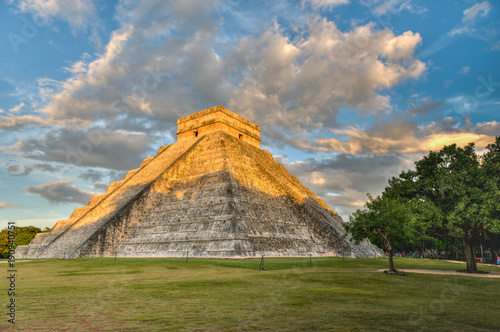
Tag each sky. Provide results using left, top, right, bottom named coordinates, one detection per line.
left=0, top=0, right=499, bottom=229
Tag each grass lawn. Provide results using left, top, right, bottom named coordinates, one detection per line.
left=2, top=257, right=499, bottom=331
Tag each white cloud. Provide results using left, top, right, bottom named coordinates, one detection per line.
left=229, top=18, right=425, bottom=134
left=475, top=121, right=500, bottom=136
left=7, top=128, right=153, bottom=170
left=63, top=61, right=88, bottom=74
left=462, top=1, right=491, bottom=23
left=7, top=163, right=58, bottom=176
left=0, top=115, right=46, bottom=130
left=303, top=0, right=350, bottom=9
left=13, top=0, right=97, bottom=31
left=24, top=180, right=93, bottom=204
left=449, top=1, right=495, bottom=40
left=368, top=0, right=427, bottom=16
left=0, top=0, right=428, bottom=223
left=460, top=66, right=470, bottom=75
left=2, top=3, right=426, bottom=152
left=0, top=202, right=19, bottom=208
left=8, top=102, right=25, bottom=113
left=277, top=153, right=411, bottom=220
left=314, top=118, right=496, bottom=155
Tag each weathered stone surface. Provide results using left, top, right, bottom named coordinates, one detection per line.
left=17, top=106, right=379, bottom=259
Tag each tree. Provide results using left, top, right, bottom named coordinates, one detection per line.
left=483, top=136, right=500, bottom=186
left=346, top=137, right=500, bottom=273
left=0, top=226, right=42, bottom=257
left=482, top=136, right=500, bottom=264
left=403, top=142, right=500, bottom=272
left=345, top=193, right=412, bottom=273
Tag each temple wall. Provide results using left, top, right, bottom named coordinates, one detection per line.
left=177, top=106, right=261, bottom=148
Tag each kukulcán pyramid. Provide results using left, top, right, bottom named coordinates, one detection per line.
left=17, top=106, right=378, bottom=259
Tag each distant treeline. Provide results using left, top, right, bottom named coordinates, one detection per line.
left=0, top=226, right=51, bottom=257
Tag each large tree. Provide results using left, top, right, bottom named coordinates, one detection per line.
left=346, top=137, right=500, bottom=273
left=401, top=142, right=500, bottom=272
left=483, top=136, right=500, bottom=186
left=346, top=193, right=412, bottom=273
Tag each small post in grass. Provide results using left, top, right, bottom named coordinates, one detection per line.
left=260, top=255, right=264, bottom=270
left=186, top=250, right=189, bottom=263
left=114, top=253, right=117, bottom=261
left=309, top=254, right=312, bottom=265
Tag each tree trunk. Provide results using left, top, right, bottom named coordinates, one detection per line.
left=464, top=241, right=477, bottom=273
left=388, top=249, right=396, bottom=272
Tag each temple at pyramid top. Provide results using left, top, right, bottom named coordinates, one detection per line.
left=177, top=105, right=261, bottom=148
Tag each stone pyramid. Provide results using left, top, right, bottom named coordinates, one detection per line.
left=17, top=106, right=378, bottom=259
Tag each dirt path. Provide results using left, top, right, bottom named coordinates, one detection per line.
left=377, top=269, right=500, bottom=278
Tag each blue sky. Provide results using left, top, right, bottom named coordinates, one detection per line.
left=0, top=0, right=499, bottom=229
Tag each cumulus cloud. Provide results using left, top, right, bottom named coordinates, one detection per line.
left=12, top=0, right=98, bottom=31
left=449, top=1, right=496, bottom=40
left=366, top=0, right=427, bottom=16
left=462, top=1, right=491, bottom=23
left=2, top=1, right=427, bottom=160
left=6, top=128, right=152, bottom=170
left=1, top=0, right=497, bottom=225
left=24, top=180, right=93, bottom=204
left=276, top=153, right=412, bottom=220
left=0, top=115, right=46, bottom=130
left=7, top=163, right=58, bottom=176
left=78, top=169, right=106, bottom=182
left=314, top=118, right=496, bottom=155
left=275, top=125, right=493, bottom=220
left=405, top=99, right=443, bottom=116
left=0, top=202, right=19, bottom=208
left=459, top=66, right=470, bottom=75
left=303, top=0, right=350, bottom=9
left=86, top=182, right=109, bottom=192
left=474, top=121, right=500, bottom=136
left=7, top=165, right=20, bottom=173
left=8, top=102, right=25, bottom=114
left=228, top=18, right=425, bottom=136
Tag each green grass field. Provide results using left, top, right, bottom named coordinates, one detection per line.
left=3, top=257, right=499, bottom=331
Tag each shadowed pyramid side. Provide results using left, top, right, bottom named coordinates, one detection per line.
left=77, top=131, right=377, bottom=258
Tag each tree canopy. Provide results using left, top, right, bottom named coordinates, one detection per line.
left=409, top=142, right=500, bottom=272
left=346, top=136, right=500, bottom=273
left=0, top=226, right=49, bottom=257
left=346, top=194, right=412, bottom=272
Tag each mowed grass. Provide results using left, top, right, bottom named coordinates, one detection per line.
left=3, top=257, right=500, bottom=331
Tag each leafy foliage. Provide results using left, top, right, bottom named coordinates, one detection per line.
left=0, top=226, right=45, bottom=257
left=346, top=136, right=500, bottom=273
left=346, top=194, right=412, bottom=272
left=409, top=142, right=500, bottom=272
